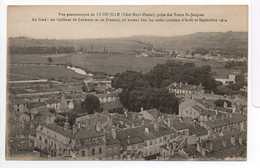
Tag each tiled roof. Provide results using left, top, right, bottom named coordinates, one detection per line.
left=189, top=125, right=208, bottom=136
left=205, top=113, right=244, bottom=129
left=192, top=105, right=216, bottom=116
left=215, top=107, right=233, bottom=113
left=194, top=98, right=215, bottom=109
left=75, top=128, right=104, bottom=139
left=13, top=98, right=28, bottom=105
left=28, top=102, right=46, bottom=109
left=45, top=98, right=60, bottom=104
left=117, top=124, right=174, bottom=146
left=170, top=119, right=193, bottom=131
left=145, top=108, right=160, bottom=119
left=42, top=123, right=73, bottom=138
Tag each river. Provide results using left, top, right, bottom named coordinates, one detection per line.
left=67, top=65, right=93, bottom=77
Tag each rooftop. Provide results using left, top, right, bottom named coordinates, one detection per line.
left=205, top=113, right=244, bottom=129
left=42, top=123, right=73, bottom=138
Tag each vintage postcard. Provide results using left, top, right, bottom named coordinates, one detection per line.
left=6, top=5, right=248, bottom=160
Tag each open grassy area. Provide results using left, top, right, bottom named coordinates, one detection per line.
left=9, top=54, right=71, bottom=65
left=8, top=64, right=85, bottom=81
left=70, top=53, right=176, bottom=74
left=8, top=52, right=240, bottom=80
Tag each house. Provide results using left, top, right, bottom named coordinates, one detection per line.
left=28, top=102, right=47, bottom=119
left=167, top=82, right=204, bottom=97
left=201, top=113, right=245, bottom=136
left=60, top=94, right=74, bottom=112
left=196, top=129, right=246, bottom=158
left=75, top=124, right=106, bottom=160
left=117, top=122, right=175, bottom=160
left=75, top=113, right=111, bottom=131
left=139, top=108, right=161, bottom=121
left=83, top=77, right=112, bottom=93
left=117, top=127, right=145, bottom=160
left=46, top=98, right=61, bottom=112
left=104, top=127, right=121, bottom=160
left=97, top=93, right=120, bottom=104
left=179, top=97, right=235, bottom=122
left=34, top=122, right=75, bottom=157
left=12, top=98, right=28, bottom=113
left=215, top=74, right=236, bottom=85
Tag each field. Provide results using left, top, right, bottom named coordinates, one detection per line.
left=8, top=64, right=85, bottom=81
left=9, top=54, right=71, bottom=65
left=8, top=52, right=238, bottom=81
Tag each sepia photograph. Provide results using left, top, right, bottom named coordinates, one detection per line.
left=6, top=5, right=248, bottom=161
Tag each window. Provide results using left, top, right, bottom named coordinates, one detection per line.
left=39, top=136, right=42, bottom=141
left=99, top=147, right=102, bottom=154
left=44, top=139, right=48, bottom=144
left=92, top=148, right=95, bottom=155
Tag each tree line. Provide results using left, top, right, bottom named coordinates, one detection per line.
left=9, top=46, right=75, bottom=54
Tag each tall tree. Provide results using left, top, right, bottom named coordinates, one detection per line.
left=81, top=94, right=101, bottom=114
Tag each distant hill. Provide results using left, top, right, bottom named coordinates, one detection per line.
left=9, top=31, right=247, bottom=54
left=129, top=31, right=248, bottom=50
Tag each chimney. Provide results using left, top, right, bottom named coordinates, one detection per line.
left=215, top=109, right=218, bottom=116
left=96, top=122, right=101, bottom=132
left=111, top=128, right=116, bottom=139
left=224, top=101, right=228, bottom=108
left=124, top=109, right=128, bottom=118
left=145, top=127, right=149, bottom=134
left=127, top=135, right=130, bottom=144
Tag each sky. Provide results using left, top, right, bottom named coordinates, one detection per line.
left=8, top=5, right=248, bottom=39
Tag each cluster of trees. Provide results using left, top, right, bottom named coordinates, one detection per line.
left=225, top=61, right=247, bottom=69
left=9, top=46, right=75, bottom=54
left=145, top=61, right=217, bottom=91
left=119, top=87, right=178, bottom=114
left=112, top=61, right=217, bottom=114
left=191, top=48, right=209, bottom=56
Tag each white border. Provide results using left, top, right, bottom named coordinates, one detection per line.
left=1, top=0, right=258, bottom=168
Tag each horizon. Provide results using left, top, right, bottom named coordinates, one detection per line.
left=8, top=30, right=248, bottom=40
